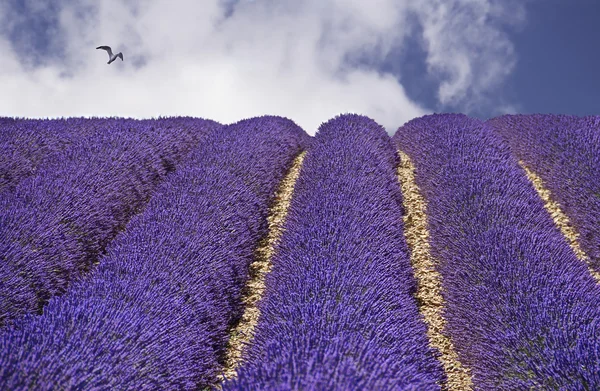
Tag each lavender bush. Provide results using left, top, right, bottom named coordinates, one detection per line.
left=0, top=117, right=220, bottom=327
left=394, top=114, right=600, bottom=390
left=0, top=118, right=108, bottom=193
left=0, top=115, right=309, bottom=390
left=488, top=114, right=600, bottom=272
left=225, top=114, right=445, bottom=390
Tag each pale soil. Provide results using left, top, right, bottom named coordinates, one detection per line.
left=520, top=161, right=600, bottom=283
left=218, top=148, right=476, bottom=387
left=219, top=151, right=307, bottom=382
left=397, top=150, right=473, bottom=391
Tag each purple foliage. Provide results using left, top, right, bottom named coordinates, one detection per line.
left=0, top=116, right=309, bottom=389
left=0, top=117, right=221, bottom=327
left=225, top=114, right=445, bottom=390
left=394, top=114, right=600, bottom=390
left=488, top=114, right=600, bottom=273
left=0, top=118, right=106, bottom=193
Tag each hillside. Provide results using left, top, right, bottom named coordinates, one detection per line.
left=0, top=114, right=598, bottom=390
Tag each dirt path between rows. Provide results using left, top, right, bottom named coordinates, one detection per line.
left=397, top=150, right=473, bottom=391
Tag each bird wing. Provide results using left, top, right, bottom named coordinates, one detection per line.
left=116, top=52, right=123, bottom=61
left=96, top=46, right=113, bottom=57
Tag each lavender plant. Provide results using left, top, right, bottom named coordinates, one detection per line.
left=0, top=118, right=110, bottom=193
left=394, top=114, right=600, bottom=390
left=488, top=114, right=600, bottom=273
left=0, top=115, right=309, bottom=390
left=0, top=117, right=220, bottom=327
left=225, top=114, right=445, bottom=390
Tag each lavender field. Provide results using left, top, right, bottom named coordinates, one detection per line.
left=1, top=114, right=599, bottom=390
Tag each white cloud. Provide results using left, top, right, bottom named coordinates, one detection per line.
left=410, top=0, right=526, bottom=110
left=0, top=0, right=526, bottom=134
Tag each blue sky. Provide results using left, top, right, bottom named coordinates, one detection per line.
left=393, top=0, right=600, bottom=119
left=0, top=0, right=597, bottom=134
left=504, top=1, right=600, bottom=117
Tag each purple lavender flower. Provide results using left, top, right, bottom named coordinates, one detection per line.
left=225, top=114, right=445, bottom=390
left=394, top=114, right=600, bottom=390
left=488, top=114, right=600, bottom=273
left=0, top=117, right=221, bottom=327
left=0, top=115, right=309, bottom=390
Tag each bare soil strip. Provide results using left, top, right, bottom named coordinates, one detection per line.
left=396, top=150, right=473, bottom=391
left=220, top=151, right=307, bottom=382
left=520, top=161, right=600, bottom=283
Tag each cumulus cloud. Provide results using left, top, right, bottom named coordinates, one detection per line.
left=412, top=0, right=526, bottom=111
left=0, top=0, right=526, bottom=134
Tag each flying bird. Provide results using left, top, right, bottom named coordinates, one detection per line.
left=96, top=46, right=123, bottom=64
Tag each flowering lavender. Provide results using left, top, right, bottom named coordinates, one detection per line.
left=225, top=114, right=445, bottom=390
left=0, top=115, right=309, bottom=390
left=394, top=114, right=600, bottom=390
left=0, top=117, right=220, bottom=327
left=0, top=118, right=91, bottom=193
left=488, top=114, right=600, bottom=273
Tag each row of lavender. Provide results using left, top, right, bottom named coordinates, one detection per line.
left=0, top=117, right=186, bottom=194
left=0, top=118, right=99, bottom=193
left=2, top=113, right=599, bottom=389
left=0, top=116, right=308, bottom=389
left=0, top=117, right=222, bottom=328
left=225, top=115, right=445, bottom=390
left=394, top=114, right=600, bottom=389
left=488, top=114, right=600, bottom=273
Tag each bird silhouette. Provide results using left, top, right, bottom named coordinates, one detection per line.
left=96, top=46, right=123, bottom=64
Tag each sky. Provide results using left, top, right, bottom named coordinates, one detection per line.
left=0, top=0, right=597, bottom=135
